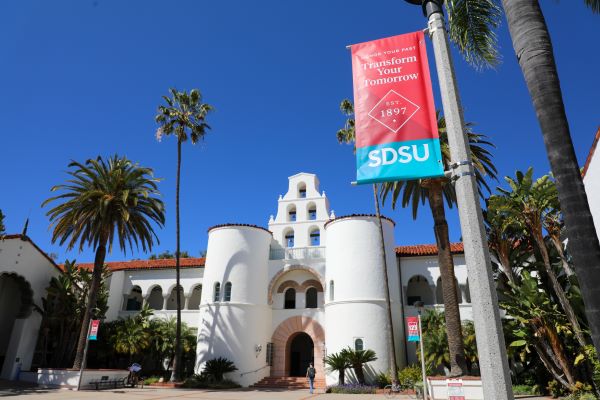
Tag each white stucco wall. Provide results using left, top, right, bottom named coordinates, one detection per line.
left=196, top=225, right=272, bottom=387
left=0, top=236, right=60, bottom=379
left=325, top=216, right=405, bottom=385
left=583, top=136, right=600, bottom=238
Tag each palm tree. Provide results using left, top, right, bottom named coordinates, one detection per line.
left=489, top=169, right=587, bottom=350
left=337, top=100, right=497, bottom=376
left=324, top=350, right=352, bottom=385
left=43, top=155, right=165, bottom=369
left=499, top=0, right=600, bottom=358
left=112, top=316, right=151, bottom=364
left=155, top=88, right=213, bottom=382
left=343, top=347, right=377, bottom=384
left=405, top=0, right=600, bottom=357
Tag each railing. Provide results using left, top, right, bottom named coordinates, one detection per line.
left=269, top=246, right=325, bottom=260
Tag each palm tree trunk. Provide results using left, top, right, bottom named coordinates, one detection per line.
left=171, top=139, right=183, bottom=382
left=339, top=368, right=345, bottom=385
left=501, top=0, right=600, bottom=356
left=354, top=364, right=365, bottom=384
left=532, top=230, right=587, bottom=349
left=73, top=232, right=108, bottom=369
left=427, top=181, right=467, bottom=376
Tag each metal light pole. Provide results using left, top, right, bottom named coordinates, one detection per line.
left=414, top=301, right=429, bottom=400
left=404, top=0, right=514, bottom=398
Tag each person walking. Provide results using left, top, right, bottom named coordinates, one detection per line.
left=306, top=362, right=316, bottom=394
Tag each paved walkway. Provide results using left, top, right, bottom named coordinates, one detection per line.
left=0, top=381, right=555, bottom=399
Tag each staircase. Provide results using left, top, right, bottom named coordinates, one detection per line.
left=251, top=376, right=326, bottom=390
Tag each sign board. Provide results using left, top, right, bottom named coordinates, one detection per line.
left=350, top=31, right=444, bottom=184
left=88, top=319, right=100, bottom=341
left=406, top=316, right=420, bottom=342
left=447, top=379, right=465, bottom=400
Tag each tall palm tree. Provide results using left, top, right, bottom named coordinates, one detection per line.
left=43, top=155, right=165, bottom=369
left=489, top=169, right=588, bottom=349
left=406, top=0, right=600, bottom=357
left=155, top=88, right=213, bottom=382
left=499, top=0, right=600, bottom=356
left=337, top=100, right=496, bottom=376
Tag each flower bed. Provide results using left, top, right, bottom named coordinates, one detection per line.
left=326, top=384, right=378, bottom=394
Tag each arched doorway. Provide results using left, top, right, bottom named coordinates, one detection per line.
left=288, top=333, right=313, bottom=376
left=270, top=316, right=325, bottom=379
left=0, top=273, right=33, bottom=375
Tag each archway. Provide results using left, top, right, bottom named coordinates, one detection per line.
left=271, top=316, right=325, bottom=378
left=0, top=273, right=32, bottom=375
left=289, top=333, right=313, bottom=376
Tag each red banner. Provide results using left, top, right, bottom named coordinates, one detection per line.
left=89, top=319, right=100, bottom=340
left=406, top=316, right=420, bottom=342
left=350, top=31, right=443, bottom=183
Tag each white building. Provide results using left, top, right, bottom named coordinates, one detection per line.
left=583, top=127, right=600, bottom=238
left=1, top=172, right=472, bottom=387
left=0, top=234, right=61, bottom=380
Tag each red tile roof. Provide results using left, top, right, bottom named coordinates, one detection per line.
left=207, top=223, right=271, bottom=234
left=70, top=257, right=205, bottom=272
left=582, top=127, right=600, bottom=178
left=395, top=242, right=464, bottom=256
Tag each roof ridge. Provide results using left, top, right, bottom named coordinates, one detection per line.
left=582, top=126, right=600, bottom=178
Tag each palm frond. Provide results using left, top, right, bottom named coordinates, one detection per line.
left=446, top=0, right=502, bottom=69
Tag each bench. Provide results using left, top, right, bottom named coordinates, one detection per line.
left=89, top=375, right=126, bottom=390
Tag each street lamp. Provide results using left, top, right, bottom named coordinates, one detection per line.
left=402, top=1, right=513, bottom=399
left=413, top=301, right=429, bottom=400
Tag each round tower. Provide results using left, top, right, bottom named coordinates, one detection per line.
left=324, top=215, right=405, bottom=384
left=196, top=224, right=272, bottom=386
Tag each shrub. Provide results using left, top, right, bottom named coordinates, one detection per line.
left=182, top=375, right=241, bottom=389
left=512, top=384, right=540, bottom=395
left=398, top=365, right=423, bottom=390
left=374, top=371, right=391, bottom=388
left=202, top=357, right=238, bottom=382
left=325, top=384, right=377, bottom=394
left=547, top=380, right=568, bottom=398
left=143, top=376, right=161, bottom=385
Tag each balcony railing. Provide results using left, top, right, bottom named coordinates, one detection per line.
left=269, top=246, right=325, bottom=260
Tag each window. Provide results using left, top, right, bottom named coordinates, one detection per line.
left=224, top=282, right=232, bottom=302
left=213, top=282, right=221, bottom=302
left=125, top=286, right=143, bottom=311
left=329, top=280, right=334, bottom=301
left=285, top=231, right=295, bottom=248
left=310, top=229, right=320, bottom=246
left=188, top=285, right=202, bottom=309
left=306, top=287, right=318, bottom=308
left=354, top=338, right=364, bottom=351
left=266, top=342, right=274, bottom=366
left=289, top=211, right=297, bottom=222
left=308, top=207, right=317, bottom=220
left=298, top=182, right=307, bottom=198
left=284, top=288, right=296, bottom=309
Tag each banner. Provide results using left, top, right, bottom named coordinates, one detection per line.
left=406, top=316, right=420, bottom=342
left=89, top=319, right=100, bottom=341
left=350, top=31, right=444, bottom=184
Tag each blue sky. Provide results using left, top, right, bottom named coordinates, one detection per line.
left=1, top=0, right=598, bottom=263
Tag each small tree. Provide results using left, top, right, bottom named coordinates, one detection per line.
left=343, top=347, right=377, bottom=384
left=324, top=350, right=352, bottom=385
left=0, top=209, right=5, bottom=235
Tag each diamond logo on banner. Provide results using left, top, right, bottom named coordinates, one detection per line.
left=368, top=90, right=420, bottom=133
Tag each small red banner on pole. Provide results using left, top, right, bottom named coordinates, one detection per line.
left=88, top=319, right=100, bottom=341
left=406, top=316, right=420, bottom=342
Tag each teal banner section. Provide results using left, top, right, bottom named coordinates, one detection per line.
left=356, top=138, right=444, bottom=184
